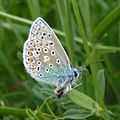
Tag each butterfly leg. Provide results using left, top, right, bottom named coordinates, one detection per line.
left=64, top=83, right=72, bottom=95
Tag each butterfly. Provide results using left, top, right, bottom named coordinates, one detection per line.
left=23, top=17, right=82, bottom=98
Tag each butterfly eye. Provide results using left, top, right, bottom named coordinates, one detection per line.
left=74, top=71, right=78, bottom=78
left=73, top=69, right=80, bottom=78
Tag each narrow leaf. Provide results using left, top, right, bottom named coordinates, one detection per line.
left=97, top=69, right=105, bottom=99
left=63, top=108, right=93, bottom=119
left=91, top=6, right=120, bottom=41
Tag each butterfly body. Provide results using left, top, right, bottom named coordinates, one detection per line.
left=23, top=17, right=82, bottom=98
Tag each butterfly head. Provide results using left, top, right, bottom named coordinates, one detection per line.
left=54, top=68, right=82, bottom=98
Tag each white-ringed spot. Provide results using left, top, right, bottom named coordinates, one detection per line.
left=37, top=61, right=41, bottom=65
left=48, top=34, right=51, bottom=38
left=35, top=51, right=40, bottom=56
left=40, top=35, right=44, bottom=40
left=35, top=39, right=40, bottom=43
left=43, top=48, right=48, bottom=53
left=37, top=66, right=40, bottom=72
left=56, top=59, right=61, bottom=64
left=51, top=50, right=55, bottom=56
left=29, top=41, right=34, bottom=46
left=39, top=73, right=43, bottom=77
left=42, top=32, right=46, bottom=36
left=37, top=48, right=41, bottom=52
left=49, top=64, right=53, bottom=68
left=49, top=42, right=54, bottom=46
left=45, top=68, right=49, bottom=73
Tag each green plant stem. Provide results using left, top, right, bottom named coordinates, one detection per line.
left=71, top=0, right=108, bottom=119
left=0, top=11, right=32, bottom=24
left=56, top=0, right=75, bottom=63
left=45, top=102, right=57, bottom=119
left=0, top=107, right=27, bottom=117
left=0, top=11, right=64, bottom=37
left=0, top=11, right=120, bottom=53
left=96, top=44, right=120, bottom=52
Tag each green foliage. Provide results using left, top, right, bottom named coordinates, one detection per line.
left=0, top=0, right=120, bottom=119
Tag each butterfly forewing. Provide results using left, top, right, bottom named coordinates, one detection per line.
left=23, top=17, right=71, bottom=86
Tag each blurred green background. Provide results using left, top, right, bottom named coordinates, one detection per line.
left=0, top=0, right=120, bottom=119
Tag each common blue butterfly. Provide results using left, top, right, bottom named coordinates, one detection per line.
left=23, top=17, right=82, bottom=98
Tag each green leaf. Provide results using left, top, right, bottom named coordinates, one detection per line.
left=63, top=108, right=94, bottom=119
left=97, top=69, right=105, bottom=99
left=26, top=108, right=47, bottom=120
left=68, top=89, right=103, bottom=117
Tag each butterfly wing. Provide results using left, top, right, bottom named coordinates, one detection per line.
left=23, top=17, right=71, bottom=86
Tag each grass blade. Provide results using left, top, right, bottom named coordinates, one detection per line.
left=91, top=5, right=120, bottom=42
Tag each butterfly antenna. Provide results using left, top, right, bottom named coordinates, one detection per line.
left=74, top=82, right=83, bottom=89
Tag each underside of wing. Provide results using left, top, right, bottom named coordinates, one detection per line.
left=23, top=17, right=71, bottom=86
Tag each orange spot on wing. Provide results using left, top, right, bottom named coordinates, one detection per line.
left=29, top=47, right=33, bottom=50
left=29, top=58, right=33, bottom=62
left=29, top=52, right=33, bottom=56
